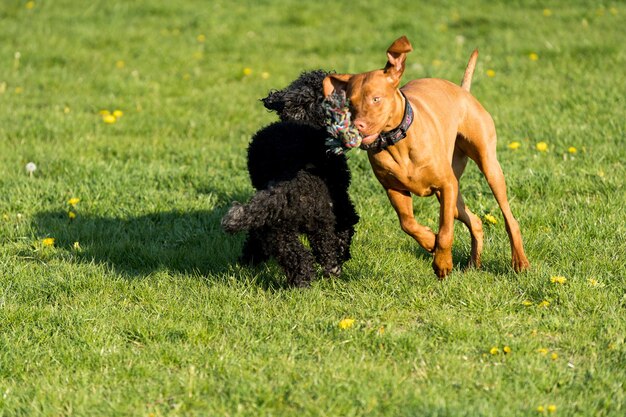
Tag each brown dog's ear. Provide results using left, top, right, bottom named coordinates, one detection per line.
left=384, top=36, right=413, bottom=82
left=323, top=74, right=352, bottom=98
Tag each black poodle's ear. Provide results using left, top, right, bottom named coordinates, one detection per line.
left=261, top=90, right=285, bottom=114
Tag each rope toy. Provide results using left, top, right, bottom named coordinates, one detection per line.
left=322, top=91, right=363, bottom=154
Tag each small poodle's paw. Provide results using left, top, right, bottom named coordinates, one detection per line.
left=221, top=202, right=245, bottom=233
left=325, top=265, right=342, bottom=277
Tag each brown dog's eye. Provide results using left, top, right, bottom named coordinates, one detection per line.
left=372, top=97, right=381, bottom=103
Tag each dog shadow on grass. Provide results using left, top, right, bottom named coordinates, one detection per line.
left=31, top=207, right=289, bottom=289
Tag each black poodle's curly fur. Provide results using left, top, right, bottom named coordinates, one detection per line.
left=221, top=70, right=359, bottom=287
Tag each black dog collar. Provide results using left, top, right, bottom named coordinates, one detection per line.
left=360, top=91, right=414, bottom=151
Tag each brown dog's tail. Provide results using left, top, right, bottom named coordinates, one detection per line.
left=460, top=49, right=479, bottom=92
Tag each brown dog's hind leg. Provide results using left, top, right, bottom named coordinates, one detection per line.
left=476, top=149, right=530, bottom=272
left=451, top=150, right=484, bottom=269
left=386, top=189, right=436, bottom=253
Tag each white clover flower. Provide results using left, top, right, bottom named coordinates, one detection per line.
left=25, top=162, right=37, bottom=176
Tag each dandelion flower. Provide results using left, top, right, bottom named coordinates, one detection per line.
left=568, top=146, right=577, bottom=154
left=338, top=318, right=355, bottom=330
left=115, top=60, right=125, bottom=69
left=538, top=300, right=550, bottom=308
left=242, top=67, right=252, bottom=76
left=588, top=278, right=600, bottom=287
left=63, top=106, right=71, bottom=114
left=547, top=405, right=557, bottom=413
left=26, top=1, right=35, bottom=9
left=536, top=405, right=545, bottom=413
left=529, top=53, right=539, bottom=61
left=508, top=141, right=521, bottom=150
left=484, top=214, right=498, bottom=225
left=503, top=346, right=512, bottom=354
left=197, top=34, right=206, bottom=43
left=378, top=326, right=385, bottom=335
left=68, top=197, right=80, bottom=206
left=14, top=87, right=23, bottom=94
left=551, top=352, right=558, bottom=360
left=25, top=162, right=37, bottom=176
left=550, top=275, right=567, bottom=284
left=112, top=109, right=123, bottom=118
left=68, top=211, right=76, bottom=220
left=522, top=300, right=534, bottom=306
left=103, top=114, right=116, bottom=124
left=486, top=69, right=496, bottom=77
left=261, top=71, right=270, bottom=79
left=489, top=346, right=500, bottom=355
left=536, top=141, right=548, bottom=152
left=42, top=237, right=55, bottom=247
left=537, top=348, right=549, bottom=355
left=543, top=9, right=552, bottom=17
left=99, top=109, right=111, bottom=116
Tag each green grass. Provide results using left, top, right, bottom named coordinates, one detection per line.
left=1, top=0, right=625, bottom=415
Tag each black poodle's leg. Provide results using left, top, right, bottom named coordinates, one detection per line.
left=309, top=224, right=343, bottom=277
left=266, top=230, right=316, bottom=287
left=240, top=230, right=270, bottom=266
left=336, top=224, right=358, bottom=263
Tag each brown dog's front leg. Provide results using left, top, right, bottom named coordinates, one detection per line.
left=432, top=182, right=457, bottom=278
left=386, top=189, right=436, bottom=252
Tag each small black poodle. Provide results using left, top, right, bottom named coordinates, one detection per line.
left=221, top=70, right=359, bottom=287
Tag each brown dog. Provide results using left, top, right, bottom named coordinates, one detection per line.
left=323, top=36, right=530, bottom=278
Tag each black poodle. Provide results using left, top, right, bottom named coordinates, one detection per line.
left=221, top=70, right=359, bottom=287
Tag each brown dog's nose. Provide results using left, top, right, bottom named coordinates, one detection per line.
left=354, top=119, right=367, bottom=133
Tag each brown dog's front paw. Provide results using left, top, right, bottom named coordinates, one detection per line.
left=512, top=254, right=530, bottom=273
left=432, top=249, right=453, bottom=279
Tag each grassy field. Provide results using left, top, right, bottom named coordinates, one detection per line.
left=1, top=0, right=625, bottom=415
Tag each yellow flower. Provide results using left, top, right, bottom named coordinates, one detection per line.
left=242, top=67, right=253, bottom=76
left=103, top=114, right=116, bottom=124
left=338, top=318, right=355, bottom=330
left=588, top=278, right=599, bottom=287
left=486, top=69, right=496, bottom=78
left=536, top=141, right=548, bottom=152
left=489, top=346, right=500, bottom=355
left=197, top=34, right=206, bottom=43
left=529, top=52, right=539, bottom=61
left=536, top=405, right=545, bottom=413
left=115, top=60, right=125, bottom=69
left=73, top=241, right=81, bottom=250
left=503, top=346, right=512, bottom=354
left=568, top=146, right=577, bottom=154
left=610, top=7, right=618, bottom=16
left=550, top=275, right=567, bottom=284
left=261, top=71, right=270, bottom=79
left=68, top=197, right=80, bottom=206
left=543, top=9, right=552, bottom=17
left=112, top=109, right=123, bottom=118
left=551, top=352, right=558, bottom=360
left=522, top=300, right=534, bottom=306
left=378, top=326, right=385, bottom=335
left=64, top=106, right=71, bottom=114
left=68, top=211, right=76, bottom=220
left=484, top=214, right=498, bottom=225
left=538, top=300, right=550, bottom=308
left=26, top=1, right=35, bottom=9
left=432, top=59, right=443, bottom=67
left=547, top=405, right=557, bottom=413
left=14, top=87, right=24, bottom=94
left=537, top=348, right=549, bottom=355
left=99, top=109, right=111, bottom=116
left=508, top=141, right=521, bottom=150
left=42, top=237, right=55, bottom=247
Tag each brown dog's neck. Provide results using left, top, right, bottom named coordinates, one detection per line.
left=385, top=89, right=407, bottom=132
